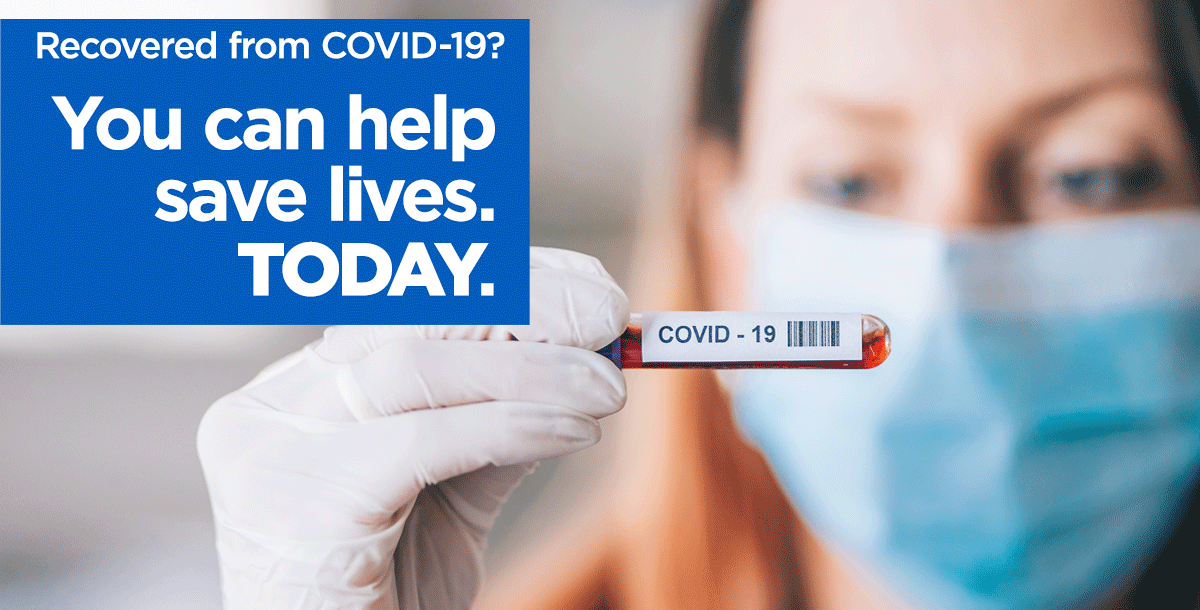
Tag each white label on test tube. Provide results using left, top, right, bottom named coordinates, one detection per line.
left=640, top=311, right=863, bottom=363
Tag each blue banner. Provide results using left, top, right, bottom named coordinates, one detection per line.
left=1, top=19, right=530, bottom=324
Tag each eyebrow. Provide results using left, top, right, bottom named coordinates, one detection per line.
left=797, top=70, right=1162, bottom=130
left=1016, top=71, right=1161, bottom=127
left=798, top=95, right=908, bottom=129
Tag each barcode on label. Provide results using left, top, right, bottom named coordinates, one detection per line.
left=787, top=320, right=840, bottom=347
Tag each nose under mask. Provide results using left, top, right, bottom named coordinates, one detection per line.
left=732, top=202, right=1200, bottom=610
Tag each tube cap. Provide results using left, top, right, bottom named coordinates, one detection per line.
left=595, top=337, right=622, bottom=369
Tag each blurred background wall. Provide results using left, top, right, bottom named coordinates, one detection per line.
left=0, top=0, right=696, bottom=607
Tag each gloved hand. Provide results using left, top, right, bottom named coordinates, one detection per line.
left=197, top=247, right=629, bottom=610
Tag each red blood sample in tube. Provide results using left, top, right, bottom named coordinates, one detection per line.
left=599, top=313, right=890, bottom=369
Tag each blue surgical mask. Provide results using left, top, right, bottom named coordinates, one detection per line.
left=731, top=202, right=1200, bottom=610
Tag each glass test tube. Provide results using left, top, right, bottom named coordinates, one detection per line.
left=597, top=312, right=890, bottom=369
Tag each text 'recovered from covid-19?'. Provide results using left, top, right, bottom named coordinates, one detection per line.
left=1, top=20, right=530, bottom=324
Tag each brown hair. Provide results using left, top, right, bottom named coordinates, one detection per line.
left=593, top=0, right=810, bottom=607
left=696, top=0, right=752, bottom=148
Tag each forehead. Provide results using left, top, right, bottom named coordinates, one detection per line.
left=746, top=0, right=1161, bottom=118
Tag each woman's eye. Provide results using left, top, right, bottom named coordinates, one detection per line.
left=1051, top=156, right=1163, bottom=208
left=804, top=173, right=878, bottom=207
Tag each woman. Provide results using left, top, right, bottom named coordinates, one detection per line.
left=479, top=0, right=1200, bottom=608
left=198, top=0, right=1200, bottom=608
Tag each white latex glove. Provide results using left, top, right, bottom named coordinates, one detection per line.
left=197, top=247, right=629, bottom=610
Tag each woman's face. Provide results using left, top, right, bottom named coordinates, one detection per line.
left=701, top=0, right=1200, bottom=307
left=694, top=4, right=1200, bottom=604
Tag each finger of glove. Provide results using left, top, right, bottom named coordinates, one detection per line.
left=315, top=249, right=627, bottom=363
left=348, top=339, right=625, bottom=420
left=355, top=401, right=600, bottom=505
left=511, top=265, right=629, bottom=349
left=394, top=464, right=535, bottom=610
left=237, top=346, right=363, bottom=422
left=314, top=324, right=509, bottom=364
left=513, top=248, right=629, bottom=349
left=239, top=338, right=626, bottom=422
left=198, top=398, right=591, bottom=541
